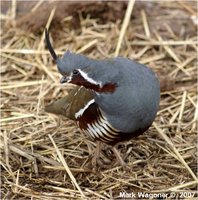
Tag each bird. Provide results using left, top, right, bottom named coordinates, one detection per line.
left=44, top=29, right=160, bottom=167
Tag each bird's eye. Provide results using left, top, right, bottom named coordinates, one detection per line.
left=73, top=69, right=79, bottom=75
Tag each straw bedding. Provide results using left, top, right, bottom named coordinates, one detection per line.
left=1, top=1, right=197, bottom=199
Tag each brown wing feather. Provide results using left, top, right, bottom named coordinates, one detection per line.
left=45, top=86, right=93, bottom=120
left=69, top=87, right=93, bottom=119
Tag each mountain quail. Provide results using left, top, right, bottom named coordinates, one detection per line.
left=45, top=29, right=160, bottom=166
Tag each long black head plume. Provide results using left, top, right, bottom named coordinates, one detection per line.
left=45, top=28, right=58, bottom=61
left=45, top=28, right=90, bottom=80
left=45, top=28, right=66, bottom=76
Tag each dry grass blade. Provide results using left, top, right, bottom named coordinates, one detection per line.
left=191, top=100, right=198, bottom=131
left=0, top=49, right=58, bottom=54
left=11, top=0, right=16, bottom=20
left=177, top=91, right=187, bottom=132
left=167, top=180, right=197, bottom=191
left=155, top=32, right=181, bottom=63
left=130, top=40, right=197, bottom=46
left=115, top=0, right=135, bottom=56
left=140, top=53, right=165, bottom=64
left=170, top=55, right=196, bottom=77
left=153, top=122, right=198, bottom=182
left=1, top=53, right=39, bottom=67
left=141, top=9, right=150, bottom=38
left=0, top=114, right=35, bottom=122
left=1, top=80, right=47, bottom=89
left=85, top=188, right=106, bottom=199
left=177, top=0, right=197, bottom=15
left=76, top=39, right=98, bottom=54
left=31, top=0, right=44, bottom=13
left=48, top=134, right=86, bottom=198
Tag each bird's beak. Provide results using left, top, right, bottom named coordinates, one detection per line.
left=60, top=76, right=69, bottom=84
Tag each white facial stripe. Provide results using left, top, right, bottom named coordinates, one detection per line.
left=75, top=99, right=95, bottom=119
left=78, top=69, right=102, bottom=87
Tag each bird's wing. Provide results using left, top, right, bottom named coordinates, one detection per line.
left=45, top=86, right=94, bottom=120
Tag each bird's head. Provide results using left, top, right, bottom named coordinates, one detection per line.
left=45, top=29, right=89, bottom=82
left=45, top=29, right=118, bottom=93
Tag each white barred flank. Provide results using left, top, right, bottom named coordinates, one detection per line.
left=75, top=96, right=120, bottom=143
left=99, top=111, right=120, bottom=133
left=97, top=113, right=119, bottom=135
left=83, top=109, right=120, bottom=143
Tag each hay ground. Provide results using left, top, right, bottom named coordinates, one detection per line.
left=1, top=1, right=197, bottom=199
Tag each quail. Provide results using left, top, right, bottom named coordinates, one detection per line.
left=45, top=29, right=160, bottom=167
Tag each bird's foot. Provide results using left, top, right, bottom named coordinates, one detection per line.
left=112, top=146, right=126, bottom=166
left=112, top=146, right=132, bottom=172
left=91, top=142, right=112, bottom=171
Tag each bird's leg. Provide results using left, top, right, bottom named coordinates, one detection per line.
left=112, top=146, right=126, bottom=167
left=92, top=140, right=102, bottom=168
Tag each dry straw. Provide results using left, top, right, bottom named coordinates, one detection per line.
left=1, top=0, right=197, bottom=199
